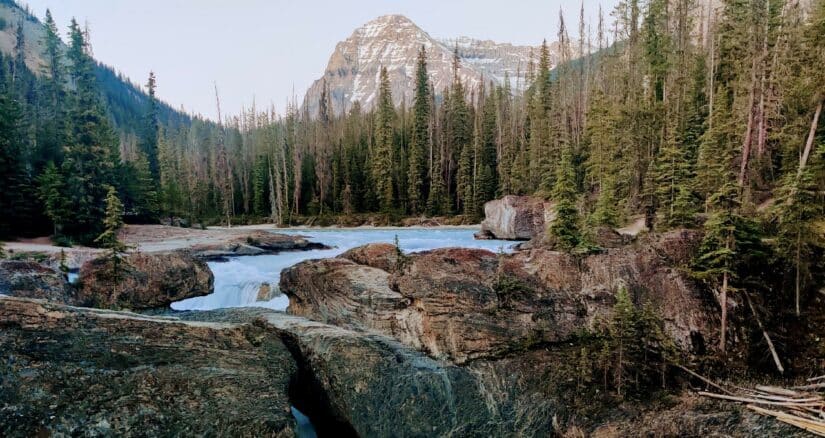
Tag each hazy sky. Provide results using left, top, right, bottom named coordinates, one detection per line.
left=20, top=0, right=620, bottom=119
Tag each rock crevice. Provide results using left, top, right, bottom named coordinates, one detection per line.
left=282, top=230, right=715, bottom=364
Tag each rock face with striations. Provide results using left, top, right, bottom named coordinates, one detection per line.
left=0, top=260, right=73, bottom=304
left=0, top=296, right=297, bottom=437
left=479, top=195, right=555, bottom=240
left=189, top=230, right=327, bottom=261
left=0, top=293, right=798, bottom=437
left=281, top=230, right=715, bottom=363
left=303, top=15, right=565, bottom=116
left=265, top=313, right=561, bottom=437
left=76, top=251, right=213, bottom=310
left=340, top=242, right=400, bottom=272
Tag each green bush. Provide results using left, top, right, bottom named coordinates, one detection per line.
left=53, top=235, right=74, bottom=248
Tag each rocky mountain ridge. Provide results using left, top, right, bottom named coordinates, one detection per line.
left=303, top=14, right=566, bottom=116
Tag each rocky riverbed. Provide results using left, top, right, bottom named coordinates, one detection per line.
left=0, top=224, right=819, bottom=436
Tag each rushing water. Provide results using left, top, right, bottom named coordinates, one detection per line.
left=171, top=228, right=515, bottom=312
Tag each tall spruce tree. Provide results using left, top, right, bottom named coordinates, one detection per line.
left=408, top=46, right=430, bottom=215
left=141, top=71, right=160, bottom=181
left=476, top=86, right=498, bottom=211
left=373, top=66, right=395, bottom=213
left=0, top=66, right=25, bottom=237
left=95, top=185, right=129, bottom=283
left=61, top=19, right=117, bottom=243
left=549, top=142, right=581, bottom=250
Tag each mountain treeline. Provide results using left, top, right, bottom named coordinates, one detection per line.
left=2, top=0, right=824, bottom=274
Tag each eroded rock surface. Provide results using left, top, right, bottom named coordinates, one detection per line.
left=190, top=230, right=327, bottom=261
left=0, top=296, right=296, bottom=437
left=479, top=195, right=555, bottom=240
left=76, top=251, right=214, bottom=310
left=282, top=230, right=715, bottom=363
left=0, top=294, right=799, bottom=438
left=340, top=242, right=399, bottom=272
left=0, top=260, right=73, bottom=303
left=266, top=313, right=558, bottom=437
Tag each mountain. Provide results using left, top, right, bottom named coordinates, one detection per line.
left=0, top=0, right=191, bottom=134
left=303, top=15, right=566, bottom=116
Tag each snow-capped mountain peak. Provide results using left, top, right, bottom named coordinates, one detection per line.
left=304, top=15, right=563, bottom=115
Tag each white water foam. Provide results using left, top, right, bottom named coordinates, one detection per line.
left=171, top=228, right=515, bottom=312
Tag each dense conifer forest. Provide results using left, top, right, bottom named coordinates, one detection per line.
left=0, top=0, right=823, bottom=316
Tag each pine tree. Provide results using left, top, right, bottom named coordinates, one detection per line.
left=157, top=132, right=182, bottom=220
left=607, top=286, right=638, bottom=398
left=37, top=161, right=66, bottom=236
left=458, top=139, right=474, bottom=216
left=693, top=178, right=763, bottom=352
left=0, top=70, right=25, bottom=238
left=373, top=66, right=395, bottom=213
left=141, top=71, right=160, bottom=182
left=253, top=154, right=270, bottom=216
left=655, top=118, right=696, bottom=229
left=37, top=9, right=66, bottom=169
left=694, top=182, right=739, bottom=353
left=549, top=142, right=581, bottom=250
left=448, top=49, right=472, bottom=214
left=408, top=46, right=430, bottom=215
left=95, top=186, right=130, bottom=285
left=61, top=19, right=117, bottom=243
left=475, top=86, right=498, bottom=211
left=133, top=152, right=159, bottom=219
left=590, top=173, right=620, bottom=227
left=773, top=167, right=821, bottom=316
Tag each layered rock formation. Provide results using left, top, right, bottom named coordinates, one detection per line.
left=76, top=251, right=214, bottom=310
left=282, top=231, right=715, bottom=364
left=0, top=297, right=297, bottom=437
left=189, top=230, right=327, bottom=261
left=340, top=242, right=399, bottom=272
left=303, top=15, right=563, bottom=116
left=478, top=195, right=555, bottom=240
left=0, top=260, right=73, bottom=303
left=0, top=292, right=798, bottom=437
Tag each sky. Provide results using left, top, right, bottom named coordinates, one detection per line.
left=20, top=0, right=621, bottom=119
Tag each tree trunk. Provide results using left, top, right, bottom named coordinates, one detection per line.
left=795, top=228, right=801, bottom=317
left=738, top=57, right=759, bottom=188
left=743, top=291, right=785, bottom=374
left=720, top=270, right=729, bottom=353
left=798, top=100, right=823, bottom=177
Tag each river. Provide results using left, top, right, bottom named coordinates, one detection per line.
left=171, top=228, right=516, bottom=312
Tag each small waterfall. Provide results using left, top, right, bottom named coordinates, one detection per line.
left=291, top=406, right=318, bottom=438
left=172, top=228, right=516, bottom=312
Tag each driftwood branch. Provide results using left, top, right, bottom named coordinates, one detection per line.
left=675, top=364, right=734, bottom=395
left=700, top=382, right=825, bottom=436
left=743, top=291, right=784, bottom=374
left=747, top=405, right=825, bottom=436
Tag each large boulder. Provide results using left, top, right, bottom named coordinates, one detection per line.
left=0, top=295, right=798, bottom=438
left=76, top=251, right=213, bottom=310
left=0, top=260, right=73, bottom=304
left=340, top=242, right=399, bottom=272
left=190, top=231, right=327, bottom=261
left=479, top=195, right=555, bottom=240
left=265, top=313, right=559, bottom=437
left=281, top=258, right=422, bottom=348
left=282, top=231, right=715, bottom=363
left=502, top=230, right=713, bottom=354
left=0, top=296, right=297, bottom=437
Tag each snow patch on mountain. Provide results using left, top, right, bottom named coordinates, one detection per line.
left=303, top=14, right=563, bottom=116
